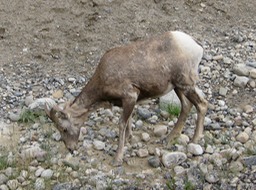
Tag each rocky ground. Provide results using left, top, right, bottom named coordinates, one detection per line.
left=1, top=0, right=256, bottom=189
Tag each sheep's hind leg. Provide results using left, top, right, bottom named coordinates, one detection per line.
left=184, top=86, right=208, bottom=143
left=166, top=88, right=193, bottom=147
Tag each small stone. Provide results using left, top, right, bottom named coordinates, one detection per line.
left=34, top=178, right=45, bottom=190
left=243, top=105, right=254, bottom=113
left=52, top=90, right=64, bottom=99
left=137, top=148, right=149, bottom=158
left=137, top=107, right=152, bottom=119
left=233, top=64, right=250, bottom=76
left=204, top=117, right=212, bottom=126
left=0, top=185, right=9, bottom=190
left=135, top=120, right=143, bottom=128
left=236, top=132, right=249, bottom=143
left=93, top=140, right=105, bottom=150
left=249, top=68, right=256, bottom=79
left=52, top=132, right=61, bottom=141
left=174, top=166, right=185, bottom=176
left=41, top=169, right=53, bottom=179
left=205, top=145, right=214, bottom=154
left=141, top=133, right=150, bottom=142
left=217, top=100, right=225, bottom=107
left=154, top=125, right=168, bottom=137
left=103, top=109, right=114, bottom=117
left=243, top=156, right=256, bottom=167
left=20, top=146, right=47, bottom=161
left=162, top=152, right=187, bottom=168
left=249, top=80, right=256, bottom=88
left=0, top=173, right=8, bottom=184
left=213, top=55, right=223, bottom=61
left=68, top=77, right=76, bottom=82
left=223, top=57, right=232, bottom=64
left=187, top=143, right=204, bottom=155
left=205, top=172, right=219, bottom=183
left=177, top=134, right=190, bottom=145
left=35, top=167, right=44, bottom=177
left=229, top=161, right=244, bottom=173
left=219, top=87, right=228, bottom=96
left=234, top=76, right=249, bottom=87
left=148, top=156, right=161, bottom=168
left=25, top=95, right=34, bottom=106
left=7, top=179, right=19, bottom=190
left=8, top=112, right=20, bottom=122
left=98, top=127, right=116, bottom=138
left=62, top=156, right=80, bottom=171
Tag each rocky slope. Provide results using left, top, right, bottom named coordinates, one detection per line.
left=0, top=0, right=256, bottom=189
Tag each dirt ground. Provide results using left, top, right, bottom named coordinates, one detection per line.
left=1, top=0, right=256, bottom=109
left=1, top=0, right=255, bottom=70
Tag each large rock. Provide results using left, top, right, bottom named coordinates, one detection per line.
left=233, top=76, right=249, bottom=87
left=162, top=152, right=187, bottom=168
left=233, top=64, right=250, bottom=76
left=159, top=90, right=180, bottom=109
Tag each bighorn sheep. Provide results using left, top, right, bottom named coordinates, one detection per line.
left=45, top=31, right=208, bottom=166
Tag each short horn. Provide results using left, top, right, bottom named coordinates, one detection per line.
left=45, top=104, right=59, bottom=123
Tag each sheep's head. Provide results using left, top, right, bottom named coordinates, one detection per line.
left=45, top=102, right=87, bottom=153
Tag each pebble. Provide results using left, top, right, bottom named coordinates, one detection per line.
left=242, top=105, right=254, bottom=113
left=236, top=132, right=249, bottom=143
left=234, top=76, right=250, bottom=87
left=0, top=174, right=8, bottom=184
left=233, top=64, right=250, bottom=76
left=177, top=134, right=190, bottom=145
left=153, top=125, right=168, bottom=137
left=137, top=148, right=149, bottom=158
left=52, top=90, right=64, bottom=99
left=219, top=87, right=228, bottom=96
left=174, top=166, right=185, bottom=176
left=229, top=161, right=244, bottom=173
left=148, top=156, right=161, bottom=168
left=187, top=143, right=204, bottom=156
left=34, top=178, right=45, bottom=190
left=93, top=140, right=105, bottom=150
left=7, top=179, right=19, bottom=190
left=135, top=120, right=143, bottom=128
left=35, top=168, right=44, bottom=177
left=137, top=107, right=152, bottom=119
left=41, top=169, right=54, bottom=179
left=205, top=172, right=219, bottom=183
left=249, top=68, right=256, bottom=78
left=161, top=152, right=187, bottom=168
left=141, top=132, right=150, bottom=142
left=8, top=112, right=20, bottom=122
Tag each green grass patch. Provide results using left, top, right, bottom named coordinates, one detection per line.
left=0, top=154, right=9, bottom=170
left=166, top=104, right=181, bottom=117
left=166, top=178, right=176, bottom=190
left=184, top=180, right=195, bottom=190
left=18, top=109, right=46, bottom=123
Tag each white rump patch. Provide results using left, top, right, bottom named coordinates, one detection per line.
left=171, top=31, right=203, bottom=63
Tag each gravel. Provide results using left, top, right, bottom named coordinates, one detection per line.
left=0, top=1, right=256, bottom=189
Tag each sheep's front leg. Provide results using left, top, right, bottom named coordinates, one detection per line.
left=112, top=90, right=138, bottom=166
left=166, top=88, right=192, bottom=147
